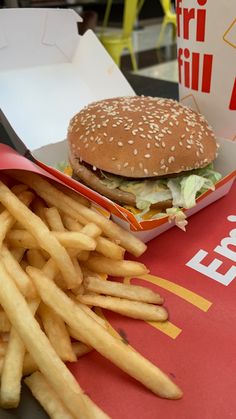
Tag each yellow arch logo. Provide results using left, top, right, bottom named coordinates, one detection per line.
left=96, top=274, right=212, bottom=341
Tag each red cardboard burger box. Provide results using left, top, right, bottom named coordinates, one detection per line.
left=0, top=8, right=236, bottom=419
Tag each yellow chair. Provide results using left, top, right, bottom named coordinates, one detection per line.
left=100, top=0, right=139, bottom=71
left=157, top=0, right=177, bottom=48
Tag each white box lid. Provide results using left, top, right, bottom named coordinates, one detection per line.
left=0, top=8, right=134, bottom=152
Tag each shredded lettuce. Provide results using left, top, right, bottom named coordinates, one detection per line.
left=119, top=180, right=172, bottom=212
left=168, top=175, right=215, bottom=209
left=100, top=164, right=222, bottom=229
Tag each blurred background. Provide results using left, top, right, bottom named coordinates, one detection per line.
left=0, top=0, right=177, bottom=83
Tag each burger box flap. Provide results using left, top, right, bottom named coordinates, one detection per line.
left=0, top=8, right=236, bottom=243
left=0, top=8, right=134, bottom=152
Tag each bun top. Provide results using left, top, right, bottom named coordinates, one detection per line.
left=68, top=96, right=218, bottom=178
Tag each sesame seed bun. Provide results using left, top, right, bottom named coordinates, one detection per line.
left=67, top=96, right=218, bottom=207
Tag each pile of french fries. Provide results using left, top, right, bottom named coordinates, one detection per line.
left=0, top=171, right=182, bottom=419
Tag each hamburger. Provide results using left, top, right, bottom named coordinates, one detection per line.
left=67, top=96, right=221, bottom=229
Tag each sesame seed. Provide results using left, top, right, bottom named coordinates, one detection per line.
left=139, top=162, right=143, bottom=169
left=186, top=145, right=191, bottom=149
left=154, top=142, right=160, bottom=148
left=123, top=162, right=129, bottom=168
left=144, top=154, right=151, bottom=159
left=144, top=168, right=149, bottom=175
left=118, top=142, right=123, bottom=147
left=171, top=145, right=175, bottom=151
left=146, top=143, right=151, bottom=149
left=161, top=142, right=166, bottom=148
left=168, top=156, right=175, bottom=164
left=128, top=140, right=134, bottom=144
left=133, top=149, right=138, bottom=155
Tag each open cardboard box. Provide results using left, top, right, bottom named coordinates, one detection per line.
left=0, top=8, right=236, bottom=243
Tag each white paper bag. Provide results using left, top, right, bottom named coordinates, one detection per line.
left=176, top=0, right=236, bottom=141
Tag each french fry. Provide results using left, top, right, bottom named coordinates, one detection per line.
left=0, top=261, right=109, bottom=419
left=38, top=302, right=76, bottom=362
left=67, top=326, right=90, bottom=346
left=42, top=258, right=67, bottom=290
left=84, top=255, right=149, bottom=277
left=42, top=210, right=84, bottom=282
left=0, top=181, right=78, bottom=289
left=44, top=207, right=66, bottom=232
left=7, top=230, right=97, bottom=251
left=0, top=328, right=25, bottom=407
left=31, top=197, right=49, bottom=226
left=27, top=266, right=182, bottom=400
left=0, top=299, right=40, bottom=408
left=1, top=244, right=36, bottom=298
left=26, top=249, right=47, bottom=269
left=96, top=237, right=125, bottom=260
left=62, top=214, right=83, bottom=232
left=77, top=250, right=90, bottom=261
left=63, top=215, right=124, bottom=260
left=17, top=342, right=92, bottom=377
left=71, top=256, right=83, bottom=285
left=0, top=311, right=11, bottom=333
left=0, top=341, right=7, bottom=357
left=68, top=297, right=108, bottom=329
left=10, top=184, right=28, bottom=195
left=0, top=190, right=34, bottom=247
left=84, top=276, right=164, bottom=304
left=72, top=341, right=92, bottom=358
left=42, top=258, right=59, bottom=280
left=25, top=372, right=75, bottom=419
left=55, top=182, right=91, bottom=208
left=10, top=247, right=25, bottom=263
left=53, top=232, right=96, bottom=250
left=77, top=294, right=168, bottom=321
left=80, top=222, right=102, bottom=238
left=13, top=172, right=147, bottom=256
